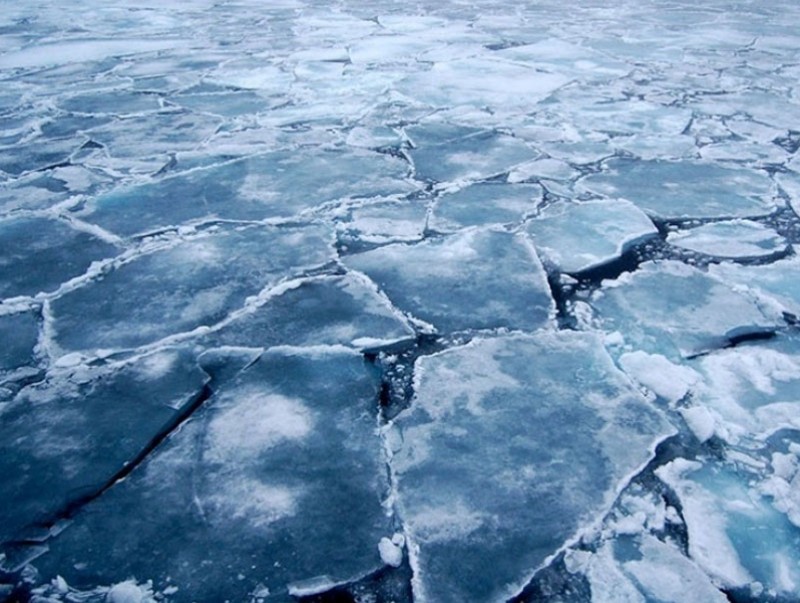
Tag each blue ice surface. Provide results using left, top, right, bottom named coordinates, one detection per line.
left=1, top=1, right=799, bottom=601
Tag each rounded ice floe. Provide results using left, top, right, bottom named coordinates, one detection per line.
left=666, top=220, right=787, bottom=259
left=527, top=198, right=658, bottom=274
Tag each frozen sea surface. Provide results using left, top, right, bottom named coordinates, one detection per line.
left=1, top=1, right=799, bottom=602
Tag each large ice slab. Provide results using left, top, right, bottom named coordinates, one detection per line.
left=0, top=216, right=118, bottom=300
left=78, top=148, right=411, bottom=237
left=390, top=332, right=673, bottom=603
left=0, top=310, right=39, bottom=374
left=50, top=224, right=333, bottom=353
left=578, top=159, right=777, bottom=219
left=0, top=348, right=208, bottom=545
left=526, top=199, right=658, bottom=273
left=667, top=220, right=788, bottom=259
left=590, top=260, right=775, bottom=359
left=342, top=228, right=553, bottom=333
left=204, top=274, right=415, bottom=352
left=32, top=348, right=389, bottom=602
left=429, top=183, right=541, bottom=232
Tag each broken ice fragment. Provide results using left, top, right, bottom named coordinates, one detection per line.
left=579, top=159, right=776, bottom=219
left=667, top=220, right=787, bottom=259
left=429, top=183, right=541, bottom=232
left=392, top=331, right=673, bottom=603
left=342, top=228, right=553, bottom=333
left=526, top=199, right=657, bottom=274
left=590, top=260, right=775, bottom=359
left=32, top=348, right=388, bottom=602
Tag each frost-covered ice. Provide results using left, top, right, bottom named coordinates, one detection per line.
left=2, top=0, right=800, bottom=601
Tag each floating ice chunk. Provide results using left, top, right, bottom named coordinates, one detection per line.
left=667, top=220, right=787, bottom=258
left=393, top=332, right=673, bottom=603
left=760, top=446, right=800, bottom=528
left=618, top=351, right=702, bottom=405
left=623, top=536, right=729, bottom=603
left=51, top=225, right=333, bottom=352
left=397, top=57, right=569, bottom=112
left=342, top=229, right=553, bottom=333
left=378, top=537, right=403, bottom=568
left=579, top=159, right=776, bottom=219
left=0, top=216, right=118, bottom=299
left=0, top=348, right=208, bottom=543
left=0, top=38, right=191, bottom=70
left=680, top=406, right=716, bottom=443
left=206, top=274, right=414, bottom=352
left=408, top=127, right=537, bottom=184
left=494, top=38, right=630, bottom=80
left=339, top=199, right=427, bottom=244
left=0, top=310, right=39, bottom=372
left=656, top=458, right=800, bottom=594
left=33, top=349, right=387, bottom=602
left=527, top=199, right=657, bottom=273
left=709, top=255, right=800, bottom=320
left=80, top=148, right=410, bottom=237
left=507, top=157, right=579, bottom=183
left=106, top=580, right=156, bottom=603
left=429, top=183, right=541, bottom=232
left=348, top=35, right=434, bottom=64
left=591, top=261, right=774, bottom=359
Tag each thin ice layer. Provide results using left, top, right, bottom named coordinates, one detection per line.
left=590, top=260, right=775, bottom=359
left=667, top=220, right=787, bottom=258
left=33, top=348, right=388, bottom=602
left=342, top=228, right=553, bottom=333
left=0, top=348, right=208, bottom=545
left=50, top=224, right=333, bottom=352
left=429, top=183, right=542, bottom=232
left=392, top=332, right=673, bottom=603
left=0, top=216, right=118, bottom=299
left=527, top=199, right=657, bottom=273
left=204, top=274, right=415, bottom=351
left=578, top=159, right=776, bottom=219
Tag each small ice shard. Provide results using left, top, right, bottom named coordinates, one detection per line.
left=392, top=331, right=674, bottom=603
left=656, top=458, right=800, bottom=594
left=342, top=228, right=554, bottom=333
left=408, top=126, right=538, bottom=184
left=527, top=199, right=657, bottom=273
left=205, top=274, right=415, bottom=352
left=287, top=576, right=337, bottom=597
left=618, top=351, right=702, bottom=405
left=578, top=159, right=776, bottom=219
left=667, top=220, right=787, bottom=258
left=33, top=348, right=388, bottom=602
left=105, top=580, right=155, bottom=603
left=0, top=216, right=118, bottom=299
left=709, top=255, right=800, bottom=320
left=0, top=347, right=208, bottom=543
left=429, top=183, right=541, bottom=232
left=50, top=224, right=333, bottom=352
left=590, top=260, right=775, bottom=359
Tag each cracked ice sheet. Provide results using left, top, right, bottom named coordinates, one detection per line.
left=429, top=183, right=542, bottom=232
left=0, top=347, right=208, bottom=548
left=656, top=458, right=800, bottom=596
left=578, top=159, right=778, bottom=219
left=50, top=224, right=333, bottom=354
left=390, top=331, right=673, bottom=603
left=526, top=199, right=658, bottom=274
left=341, top=228, right=554, bottom=334
left=0, top=216, right=119, bottom=300
left=666, top=220, right=788, bottom=259
left=32, top=348, right=389, bottom=602
left=590, top=260, right=775, bottom=360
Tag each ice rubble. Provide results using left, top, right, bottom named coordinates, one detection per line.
left=30, top=348, right=388, bottom=602
left=390, top=332, right=674, bottom=603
